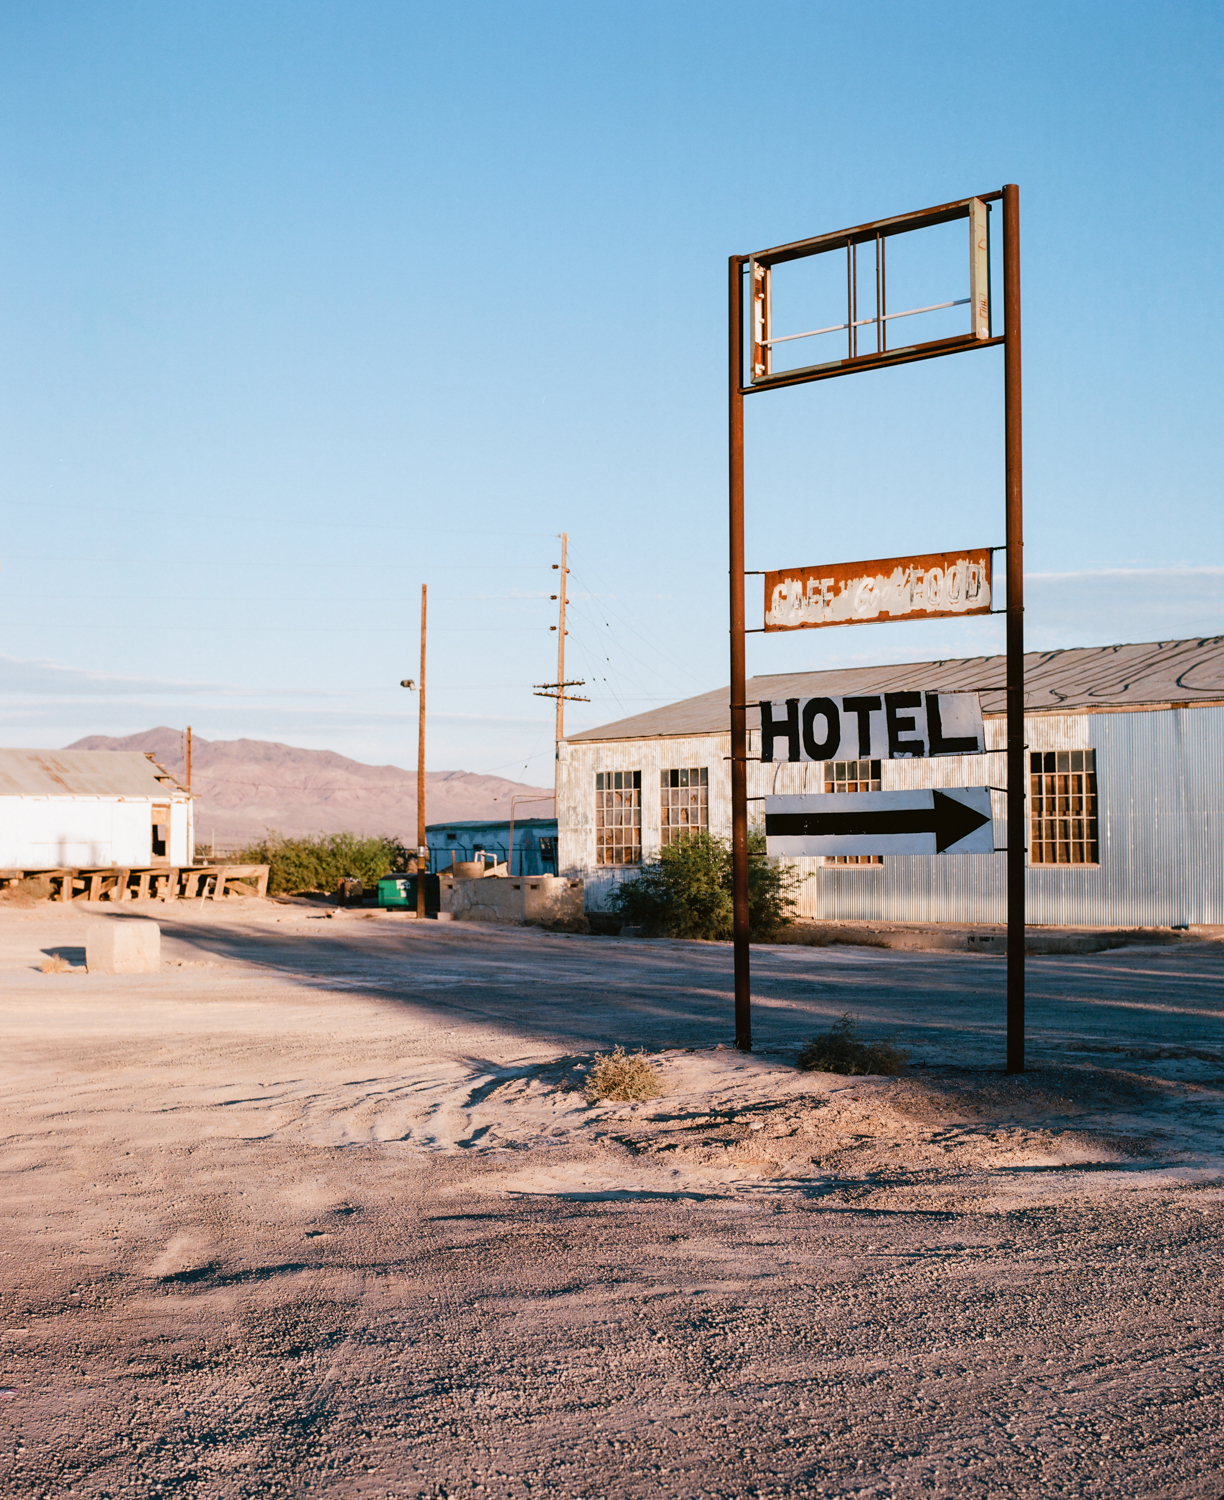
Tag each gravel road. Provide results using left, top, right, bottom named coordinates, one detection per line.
left=1, top=903, right=1222, bottom=1498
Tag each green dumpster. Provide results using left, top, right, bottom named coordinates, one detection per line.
left=377, top=873, right=441, bottom=912
left=377, top=874, right=414, bottom=909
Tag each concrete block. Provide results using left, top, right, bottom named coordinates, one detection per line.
left=86, top=920, right=160, bottom=974
left=439, top=874, right=585, bottom=929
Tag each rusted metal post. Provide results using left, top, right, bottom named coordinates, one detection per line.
left=1003, top=183, right=1025, bottom=1073
left=729, top=256, right=751, bottom=1052
left=184, top=726, right=192, bottom=794
left=417, top=584, right=428, bottom=921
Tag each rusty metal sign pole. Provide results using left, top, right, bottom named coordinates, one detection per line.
left=729, top=260, right=751, bottom=1051
left=728, top=185, right=1023, bottom=1067
left=1002, top=183, right=1025, bottom=1074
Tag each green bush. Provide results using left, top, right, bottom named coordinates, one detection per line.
left=796, top=1014, right=909, bottom=1076
left=607, top=830, right=799, bottom=941
left=233, top=832, right=409, bottom=896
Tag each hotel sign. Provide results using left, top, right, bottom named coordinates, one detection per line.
left=759, top=691, right=985, bottom=762
left=764, top=548, right=992, bottom=632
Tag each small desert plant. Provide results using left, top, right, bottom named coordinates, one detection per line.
left=797, top=1014, right=909, bottom=1076
left=584, top=1047, right=666, bottom=1102
left=40, top=954, right=72, bottom=973
left=2, top=876, right=50, bottom=908
left=607, top=830, right=799, bottom=941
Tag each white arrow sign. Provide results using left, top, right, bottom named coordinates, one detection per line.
left=765, top=788, right=995, bottom=856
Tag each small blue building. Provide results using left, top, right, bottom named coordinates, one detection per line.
left=426, top=817, right=558, bottom=877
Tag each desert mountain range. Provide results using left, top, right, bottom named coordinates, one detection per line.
left=67, top=728, right=554, bottom=849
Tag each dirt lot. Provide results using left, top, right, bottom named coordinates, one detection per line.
left=2, top=902, right=1223, bottom=1498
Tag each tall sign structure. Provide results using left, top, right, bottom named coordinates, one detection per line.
left=728, top=185, right=1024, bottom=1070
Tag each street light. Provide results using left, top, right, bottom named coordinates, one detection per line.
left=400, top=585, right=428, bottom=920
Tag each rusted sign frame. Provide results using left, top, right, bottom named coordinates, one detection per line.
left=728, top=185, right=1025, bottom=1073
left=763, top=547, right=994, bottom=632
left=749, top=194, right=999, bottom=390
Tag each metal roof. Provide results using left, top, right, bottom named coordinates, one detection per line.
left=426, top=818, right=557, bottom=834
left=0, top=750, right=189, bottom=798
left=569, top=637, right=1224, bottom=743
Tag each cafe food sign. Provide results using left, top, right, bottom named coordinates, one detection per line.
left=765, top=548, right=992, bottom=632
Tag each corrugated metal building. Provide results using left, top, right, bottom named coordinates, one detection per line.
left=427, top=817, right=558, bottom=877
left=557, top=638, right=1224, bottom=927
left=0, top=750, right=194, bottom=869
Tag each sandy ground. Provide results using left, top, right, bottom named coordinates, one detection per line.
left=2, top=901, right=1223, bottom=1499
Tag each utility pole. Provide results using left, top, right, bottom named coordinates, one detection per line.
left=534, top=532, right=588, bottom=765
left=184, top=725, right=194, bottom=866
left=417, top=584, right=428, bottom=920
left=399, top=586, right=429, bottom=918
left=555, top=533, right=568, bottom=742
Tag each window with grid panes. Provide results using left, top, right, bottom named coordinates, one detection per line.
left=660, top=767, right=708, bottom=846
left=595, top=770, right=642, bottom=865
left=1030, top=750, right=1098, bottom=864
left=823, top=758, right=884, bottom=866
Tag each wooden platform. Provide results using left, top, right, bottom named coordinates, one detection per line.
left=0, top=865, right=270, bottom=902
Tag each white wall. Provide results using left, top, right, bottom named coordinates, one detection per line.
left=0, top=796, right=192, bottom=868
left=169, top=799, right=193, bottom=865
left=558, top=731, right=735, bottom=910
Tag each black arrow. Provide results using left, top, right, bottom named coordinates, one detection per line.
left=765, top=790, right=991, bottom=853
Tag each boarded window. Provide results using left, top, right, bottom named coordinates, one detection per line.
left=660, top=767, right=709, bottom=847
left=151, top=803, right=170, bottom=860
left=595, top=771, right=641, bottom=866
left=823, top=759, right=883, bottom=866
left=1030, top=750, right=1099, bottom=865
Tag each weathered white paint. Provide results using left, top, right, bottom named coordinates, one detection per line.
left=969, top=197, right=991, bottom=339
left=0, top=794, right=194, bottom=869
left=169, top=800, right=193, bottom=865
left=765, top=556, right=990, bottom=629
left=558, top=706, right=1223, bottom=926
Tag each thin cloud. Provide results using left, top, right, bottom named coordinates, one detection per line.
left=1026, top=565, right=1224, bottom=581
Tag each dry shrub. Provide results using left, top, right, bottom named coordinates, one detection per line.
left=797, top=1014, right=908, bottom=1076
left=2, top=877, right=50, bottom=908
left=584, top=1047, right=665, bottom=1102
left=40, top=955, right=72, bottom=974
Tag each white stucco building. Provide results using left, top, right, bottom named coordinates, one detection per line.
left=0, top=750, right=194, bottom=870
left=557, top=638, right=1224, bottom=928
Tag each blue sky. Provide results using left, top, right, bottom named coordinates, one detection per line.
left=1, top=1, right=1221, bottom=779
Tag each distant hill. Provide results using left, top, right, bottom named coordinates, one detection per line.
left=66, top=728, right=554, bottom=849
